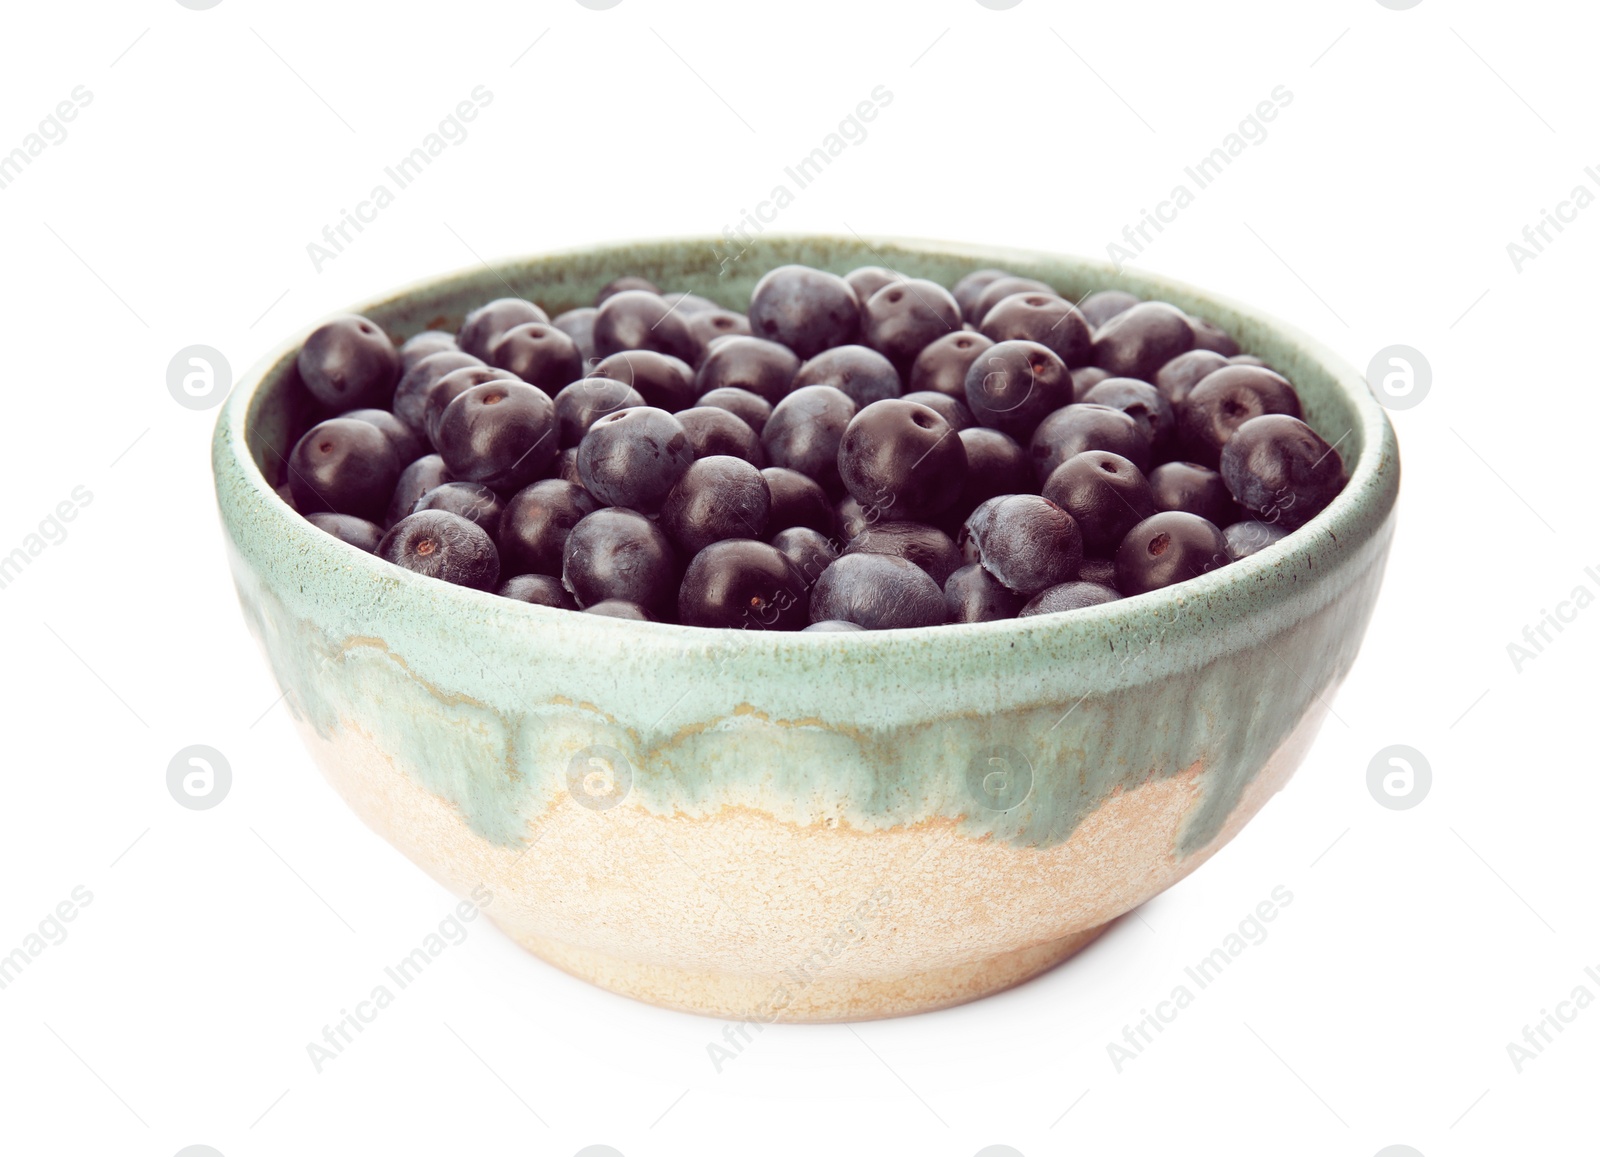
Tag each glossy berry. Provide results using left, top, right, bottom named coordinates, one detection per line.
left=1092, top=301, right=1195, bottom=380
left=1114, top=511, right=1228, bottom=595
left=497, top=479, right=598, bottom=576
left=1179, top=364, right=1304, bottom=466
left=551, top=307, right=599, bottom=366
left=555, top=447, right=583, bottom=485
left=955, top=427, right=1031, bottom=514
left=694, top=336, right=800, bottom=405
left=387, top=453, right=450, bottom=527
left=770, top=526, right=837, bottom=586
left=747, top=265, right=860, bottom=359
left=1071, top=366, right=1110, bottom=401
left=951, top=268, right=1011, bottom=323
left=422, top=365, right=519, bottom=445
left=585, top=599, right=654, bottom=620
left=862, top=278, right=961, bottom=373
left=342, top=407, right=426, bottom=467
left=1219, top=414, right=1345, bottom=529
left=676, top=406, right=765, bottom=466
left=1189, top=316, right=1240, bottom=357
left=1082, top=377, right=1175, bottom=455
left=392, top=350, right=483, bottom=433
left=901, top=391, right=973, bottom=431
left=1153, top=349, right=1229, bottom=408
left=943, top=563, right=1023, bottom=623
left=458, top=298, right=549, bottom=361
left=845, top=265, right=901, bottom=303
left=970, top=276, right=1054, bottom=327
left=793, top=345, right=901, bottom=409
left=966, top=494, right=1083, bottom=596
left=1149, top=461, right=1240, bottom=527
left=660, top=455, right=770, bottom=554
left=488, top=321, right=583, bottom=393
left=297, top=315, right=400, bottom=410
left=761, top=385, right=856, bottom=498
left=288, top=417, right=401, bottom=521
left=1029, top=403, right=1151, bottom=481
left=1041, top=451, right=1155, bottom=554
left=910, top=330, right=994, bottom=398
left=497, top=573, right=577, bottom=608
left=684, top=309, right=752, bottom=362
left=595, top=276, right=660, bottom=305
left=1078, top=290, right=1139, bottom=329
left=696, top=387, right=772, bottom=434
left=1224, top=519, right=1290, bottom=561
left=435, top=380, right=558, bottom=492
left=837, top=398, right=967, bottom=521
left=576, top=406, right=695, bottom=513
left=845, top=521, right=963, bottom=587
left=810, top=553, right=945, bottom=630
left=562, top=507, right=679, bottom=613
left=591, top=350, right=698, bottom=412
left=964, top=340, right=1072, bottom=437
left=305, top=512, right=383, bottom=553
left=662, top=291, right=720, bottom=316
left=678, top=540, right=809, bottom=629
left=593, top=289, right=698, bottom=363
left=1077, top=557, right=1120, bottom=590
left=979, top=292, right=1092, bottom=368
left=836, top=495, right=870, bottom=542
left=553, top=377, right=645, bottom=448
left=1019, top=581, right=1120, bottom=616
left=762, top=467, right=834, bottom=534
left=412, top=481, right=505, bottom=539
left=399, top=330, right=457, bottom=371
left=378, top=510, right=500, bottom=590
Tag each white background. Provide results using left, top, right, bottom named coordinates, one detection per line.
left=1, top=1, right=1595, bottom=1155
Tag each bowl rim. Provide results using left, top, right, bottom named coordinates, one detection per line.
left=214, top=233, right=1399, bottom=657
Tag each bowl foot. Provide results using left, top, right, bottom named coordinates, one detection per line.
left=514, top=921, right=1112, bottom=1023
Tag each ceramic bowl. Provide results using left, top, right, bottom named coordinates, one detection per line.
left=213, top=236, right=1399, bottom=1022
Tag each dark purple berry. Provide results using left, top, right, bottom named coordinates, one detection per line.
left=762, top=467, right=834, bottom=535
left=551, top=307, right=599, bottom=367
left=562, top=508, right=679, bottom=613
left=684, top=308, right=752, bottom=363
left=341, top=407, right=426, bottom=466
left=693, top=336, right=801, bottom=405
left=747, top=265, right=860, bottom=359
left=793, top=345, right=901, bottom=409
left=810, top=553, right=944, bottom=630
left=845, top=266, right=901, bottom=303
left=862, top=278, right=961, bottom=373
left=553, top=377, right=645, bottom=448
left=593, top=289, right=698, bottom=363
left=555, top=447, right=582, bottom=486
left=399, top=330, right=457, bottom=371
left=1219, top=414, right=1345, bottom=530
left=488, top=322, right=583, bottom=394
left=1078, top=290, right=1139, bottom=329
left=1092, top=301, right=1195, bottom=380
left=387, top=453, right=450, bottom=528
left=298, top=315, right=399, bottom=410
left=498, top=479, right=598, bottom=576
left=1115, top=511, right=1228, bottom=595
left=1224, top=519, right=1290, bottom=561
left=576, top=406, right=695, bottom=513
left=846, top=521, right=962, bottom=586
left=770, top=526, right=837, bottom=586
left=660, top=455, right=770, bottom=553
left=1071, top=366, right=1110, bottom=401
left=1020, top=581, right=1120, bottom=616
left=836, top=495, right=871, bottom=541
left=952, top=269, right=1011, bottom=323
left=496, top=573, right=577, bottom=609
left=837, top=398, right=967, bottom=521
left=662, top=291, right=719, bottom=315
left=436, top=380, right=558, bottom=492
left=305, top=512, right=383, bottom=553
left=1189, top=316, right=1240, bottom=357
left=761, top=385, right=856, bottom=498
left=288, top=417, right=401, bottom=521
left=967, top=494, right=1082, bottom=596
left=422, top=365, right=519, bottom=446
left=393, top=350, right=483, bottom=434
left=1150, top=461, right=1240, bottom=527
left=901, top=391, right=973, bottom=431
left=1153, top=349, right=1229, bottom=408
left=970, top=276, right=1054, bottom=327
left=676, top=406, right=765, bottom=466
left=1029, top=403, right=1151, bottom=481
left=458, top=298, right=549, bottom=361
left=412, top=481, right=504, bottom=540
left=979, top=292, right=1092, bottom=368
left=590, top=350, right=698, bottom=412
left=678, top=540, right=809, bottom=630
left=955, top=427, right=1031, bottom=514
left=1041, top=451, right=1155, bottom=554
left=1179, top=365, right=1303, bottom=467
left=378, top=510, right=499, bottom=590
left=943, top=563, right=1024, bottom=623
left=964, top=340, right=1072, bottom=437
left=1077, top=557, right=1120, bottom=590
left=595, top=276, right=660, bottom=305
left=1082, top=377, right=1175, bottom=455
left=696, top=387, right=772, bottom=434
left=910, top=330, right=994, bottom=398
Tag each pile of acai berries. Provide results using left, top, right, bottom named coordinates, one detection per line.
left=278, top=264, right=1346, bottom=631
